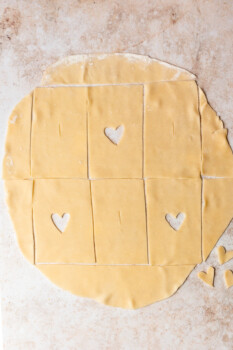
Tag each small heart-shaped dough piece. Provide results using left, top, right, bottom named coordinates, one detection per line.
left=224, top=270, right=233, bottom=288
left=51, top=213, right=70, bottom=233
left=198, top=267, right=215, bottom=287
left=165, top=212, right=185, bottom=231
left=217, top=246, right=233, bottom=265
left=104, top=125, right=124, bottom=145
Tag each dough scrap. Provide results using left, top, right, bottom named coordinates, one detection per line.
left=198, top=267, right=215, bottom=287
left=224, top=270, right=233, bottom=288
left=217, top=246, right=233, bottom=265
left=3, top=54, right=233, bottom=308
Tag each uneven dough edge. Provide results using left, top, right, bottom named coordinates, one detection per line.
left=2, top=93, right=33, bottom=179
left=199, top=88, right=233, bottom=177
left=41, top=53, right=196, bottom=85
left=38, top=264, right=194, bottom=309
left=203, top=178, right=233, bottom=261
left=4, top=180, right=34, bottom=264
left=4, top=179, right=195, bottom=308
left=3, top=54, right=233, bottom=309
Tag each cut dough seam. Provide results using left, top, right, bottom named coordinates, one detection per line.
left=142, top=85, right=145, bottom=178
left=89, top=180, right=97, bottom=263
left=36, top=263, right=197, bottom=266
left=40, top=80, right=196, bottom=88
left=143, top=179, right=149, bottom=264
left=29, top=91, right=35, bottom=178
left=86, top=91, right=89, bottom=179
left=32, top=180, right=36, bottom=264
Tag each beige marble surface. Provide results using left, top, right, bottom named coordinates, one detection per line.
left=0, top=1, right=233, bottom=349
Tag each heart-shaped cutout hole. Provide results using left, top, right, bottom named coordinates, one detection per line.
left=104, top=125, right=124, bottom=145
left=165, top=212, right=185, bottom=231
left=51, top=213, right=70, bottom=233
left=198, top=266, right=215, bottom=287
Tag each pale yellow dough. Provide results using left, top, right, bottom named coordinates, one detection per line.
left=224, top=270, right=233, bottom=288
left=3, top=93, right=32, bottom=179
left=38, top=264, right=194, bottom=309
left=146, top=178, right=202, bottom=265
left=41, top=53, right=196, bottom=85
left=31, top=87, right=88, bottom=178
left=5, top=180, right=34, bottom=264
left=199, top=88, right=233, bottom=177
left=33, top=179, right=95, bottom=263
left=3, top=54, right=233, bottom=308
left=198, top=267, right=215, bottom=287
left=217, top=246, right=233, bottom=265
left=202, top=179, right=233, bottom=261
left=91, top=179, right=147, bottom=264
left=144, top=81, right=201, bottom=178
left=88, top=85, right=143, bottom=178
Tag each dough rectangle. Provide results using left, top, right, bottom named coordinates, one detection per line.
left=91, top=179, right=148, bottom=264
left=31, top=87, right=88, bottom=178
left=33, top=179, right=95, bottom=263
left=144, top=81, right=201, bottom=178
left=146, top=178, right=202, bottom=265
left=88, top=85, right=143, bottom=178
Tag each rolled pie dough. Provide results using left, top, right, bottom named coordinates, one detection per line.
left=3, top=54, right=233, bottom=309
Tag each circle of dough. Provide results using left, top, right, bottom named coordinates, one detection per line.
left=3, top=54, right=233, bottom=308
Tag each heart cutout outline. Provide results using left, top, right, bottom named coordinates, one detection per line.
left=51, top=213, right=70, bottom=233
left=198, top=266, right=215, bottom=287
left=104, top=125, right=124, bottom=145
left=165, top=212, right=185, bottom=231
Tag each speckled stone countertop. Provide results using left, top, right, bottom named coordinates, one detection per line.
left=0, top=1, right=232, bottom=349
